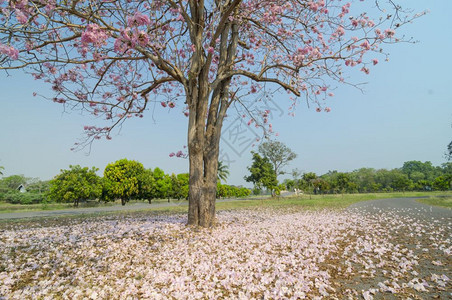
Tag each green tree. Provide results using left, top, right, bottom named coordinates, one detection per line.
left=0, top=165, right=4, bottom=176
left=441, top=162, right=452, bottom=175
left=138, top=169, right=156, bottom=203
left=177, top=173, right=190, bottom=200
left=389, top=170, right=412, bottom=192
left=401, top=161, right=438, bottom=182
left=374, top=169, right=395, bottom=192
left=446, top=141, right=452, bottom=161
left=0, top=174, right=27, bottom=194
left=432, top=175, right=451, bottom=191
left=245, top=152, right=278, bottom=196
left=283, top=179, right=296, bottom=191
left=217, top=161, right=230, bottom=183
left=26, top=179, right=50, bottom=194
left=301, top=172, right=318, bottom=193
left=103, top=159, right=146, bottom=205
left=169, top=173, right=189, bottom=200
left=48, top=165, right=102, bottom=207
left=258, top=141, right=297, bottom=182
left=152, top=167, right=173, bottom=201
left=351, top=168, right=378, bottom=193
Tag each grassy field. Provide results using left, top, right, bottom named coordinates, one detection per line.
left=416, top=195, right=452, bottom=208
left=0, top=198, right=176, bottom=213
left=1, top=191, right=450, bottom=217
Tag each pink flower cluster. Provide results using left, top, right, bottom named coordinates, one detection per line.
left=127, top=12, right=151, bottom=27
left=81, top=24, right=108, bottom=46
left=0, top=43, right=19, bottom=60
left=169, top=150, right=187, bottom=158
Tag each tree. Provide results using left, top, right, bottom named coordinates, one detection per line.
left=432, top=175, right=451, bottom=191
left=0, top=174, right=27, bottom=193
left=447, top=141, right=452, bottom=161
left=0, top=165, right=4, bottom=176
left=401, top=161, right=438, bottom=182
left=170, top=173, right=189, bottom=200
left=301, top=172, right=318, bottom=193
left=217, top=161, right=230, bottom=183
left=152, top=167, right=173, bottom=201
left=258, top=140, right=297, bottom=182
left=103, top=159, right=146, bottom=205
left=48, top=165, right=102, bottom=207
left=389, top=170, right=412, bottom=192
left=26, top=179, right=50, bottom=194
left=138, top=169, right=156, bottom=203
left=0, top=1, right=420, bottom=227
left=245, top=152, right=278, bottom=195
left=177, top=173, right=190, bottom=200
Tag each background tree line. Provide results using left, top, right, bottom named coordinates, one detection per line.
left=0, top=159, right=249, bottom=206
left=243, top=141, right=451, bottom=195
left=284, top=161, right=452, bottom=194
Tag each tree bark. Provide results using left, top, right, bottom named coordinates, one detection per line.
left=187, top=94, right=221, bottom=227
left=187, top=130, right=220, bottom=227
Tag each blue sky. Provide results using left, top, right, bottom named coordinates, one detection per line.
left=1, top=1, right=451, bottom=186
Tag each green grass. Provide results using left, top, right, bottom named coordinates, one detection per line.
left=0, top=191, right=450, bottom=225
left=416, top=196, right=452, bottom=208
left=0, top=202, right=72, bottom=213
left=0, top=198, right=179, bottom=213
left=218, top=191, right=451, bottom=211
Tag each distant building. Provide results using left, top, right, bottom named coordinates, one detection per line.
left=17, top=184, right=26, bottom=193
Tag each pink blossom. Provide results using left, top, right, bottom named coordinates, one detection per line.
left=137, top=31, right=149, bottom=46
left=324, top=107, right=331, bottom=112
left=161, top=101, right=167, bottom=108
left=127, top=12, right=150, bottom=27
left=316, top=107, right=322, bottom=112
left=169, top=152, right=175, bottom=157
left=385, top=29, right=396, bottom=37
left=168, top=102, right=175, bottom=108
left=360, top=41, right=371, bottom=50
left=15, top=9, right=27, bottom=24
left=361, top=67, right=370, bottom=74
left=336, top=26, right=345, bottom=36
left=0, top=43, right=19, bottom=60
left=81, top=24, right=108, bottom=46
left=372, top=59, right=378, bottom=65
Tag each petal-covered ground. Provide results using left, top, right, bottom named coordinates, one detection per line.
left=0, top=208, right=450, bottom=299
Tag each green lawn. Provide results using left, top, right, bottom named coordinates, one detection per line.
left=416, top=196, right=452, bottom=208
left=0, top=191, right=450, bottom=215
left=0, top=198, right=175, bottom=213
left=218, top=191, right=452, bottom=211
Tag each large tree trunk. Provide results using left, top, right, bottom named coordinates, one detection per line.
left=187, top=110, right=220, bottom=227
left=185, top=3, right=237, bottom=227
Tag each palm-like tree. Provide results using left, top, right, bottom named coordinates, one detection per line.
left=217, top=161, right=230, bottom=183
left=0, top=166, right=4, bottom=176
